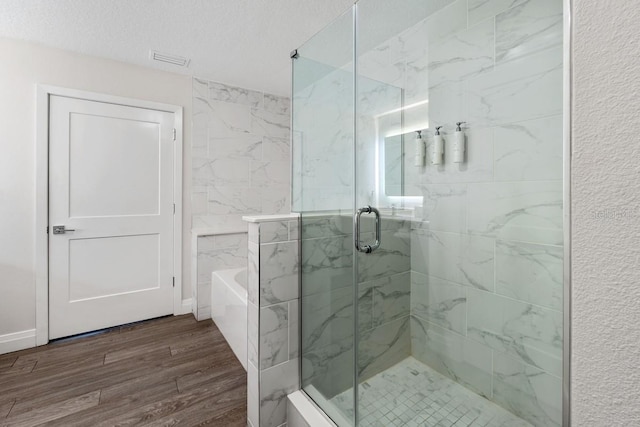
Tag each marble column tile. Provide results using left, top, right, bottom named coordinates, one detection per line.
left=410, top=316, right=493, bottom=398
left=208, top=133, right=262, bottom=161
left=466, top=180, right=563, bottom=245
left=209, top=81, right=264, bottom=108
left=289, top=299, right=299, bottom=360
left=495, top=0, right=564, bottom=65
left=466, top=287, right=563, bottom=375
left=248, top=301, right=259, bottom=368
left=260, top=241, right=299, bottom=306
left=208, top=99, right=253, bottom=137
left=492, top=352, right=562, bottom=427
left=288, top=220, right=299, bottom=241
left=494, top=115, right=563, bottom=182
left=411, top=271, right=467, bottom=335
left=358, top=316, right=411, bottom=381
left=248, top=361, right=260, bottom=427
left=371, top=272, right=411, bottom=327
left=260, top=303, right=289, bottom=369
left=467, top=46, right=563, bottom=127
left=260, top=358, right=299, bottom=427
left=259, top=221, right=289, bottom=244
left=251, top=108, right=290, bottom=139
left=248, top=242, right=259, bottom=305
left=264, top=94, right=290, bottom=115
left=208, top=186, right=261, bottom=215
left=411, top=230, right=495, bottom=291
left=496, top=239, right=564, bottom=311
left=428, top=18, right=495, bottom=89
left=263, top=136, right=291, bottom=162
left=249, top=223, right=260, bottom=244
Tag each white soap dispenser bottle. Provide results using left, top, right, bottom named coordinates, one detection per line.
left=414, top=130, right=425, bottom=167
left=452, top=121, right=466, bottom=163
left=432, top=126, right=444, bottom=165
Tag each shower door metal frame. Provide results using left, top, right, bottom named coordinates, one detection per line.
left=562, top=0, right=573, bottom=425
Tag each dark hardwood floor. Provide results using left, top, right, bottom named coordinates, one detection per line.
left=0, top=315, right=247, bottom=427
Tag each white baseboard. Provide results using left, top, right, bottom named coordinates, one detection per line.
left=0, top=329, right=36, bottom=355
left=179, top=298, right=194, bottom=315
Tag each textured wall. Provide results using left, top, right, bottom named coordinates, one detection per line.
left=571, top=1, right=640, bottom=425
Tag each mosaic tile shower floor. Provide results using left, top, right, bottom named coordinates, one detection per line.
left=330, top=357, right=532, bottom=427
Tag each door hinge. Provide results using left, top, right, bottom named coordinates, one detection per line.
left=173, top=203, right=176, bottom=214
left=173, top=277, right=175, bottom=288
left=173, top=128, right=177, bottom=141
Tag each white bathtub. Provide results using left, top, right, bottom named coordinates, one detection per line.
left=211, top=267, right=247, bottom=370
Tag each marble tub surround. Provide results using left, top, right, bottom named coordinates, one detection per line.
left=192, top=78, right=291, bottom=231
left=245, top=214, right=301, bottom=427
left=191, top=228, right=247, bottom=321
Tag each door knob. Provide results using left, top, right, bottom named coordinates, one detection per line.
left=52, top=225, right=76, bottom=235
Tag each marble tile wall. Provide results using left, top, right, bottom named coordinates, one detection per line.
left=397, top=1, right=564, bottom=426
left=192, top=78, right=291, bottom=229
left=192, top=78, right=291, bottom=319
left=247, top=217, right=301, bottom=427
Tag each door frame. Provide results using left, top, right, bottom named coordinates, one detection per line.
left=35, top=85, right=184, bottom=345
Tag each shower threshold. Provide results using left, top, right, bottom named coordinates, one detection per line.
left=330, top=357, right=533, bottom=427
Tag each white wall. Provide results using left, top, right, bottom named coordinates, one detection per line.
left=572, top=1, right=640, bottom=425
left=0, top=37, right=193, bottom=344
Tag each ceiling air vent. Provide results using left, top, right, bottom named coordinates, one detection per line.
left=149, top=50, right=190, bottom=67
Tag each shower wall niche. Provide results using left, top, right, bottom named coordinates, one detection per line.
left=293, top=0, right=565, bottom=426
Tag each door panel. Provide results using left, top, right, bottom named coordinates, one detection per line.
left=49, top=95, right=175, bottom=339
left=68, top=113, right=161, bottom=217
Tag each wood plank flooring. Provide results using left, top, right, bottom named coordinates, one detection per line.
left=0, top=315, right=247, bottom=427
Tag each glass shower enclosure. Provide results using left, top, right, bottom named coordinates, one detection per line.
left=292, top=0, right=566, bottom=426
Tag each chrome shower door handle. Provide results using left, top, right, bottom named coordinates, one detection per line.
left=354, top=206, right=381, bottom=254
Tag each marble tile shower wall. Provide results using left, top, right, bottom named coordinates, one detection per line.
left=192, top=78, right=291, bottom=230
left=300, top=215, right=412, bottom=399
left=402, top=1, right=564, bottom=426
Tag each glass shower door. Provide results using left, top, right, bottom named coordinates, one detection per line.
left=295, top=0, right=565, bottom=425
left=294, top=8, right=357, bottom=426
left=352, top=0, right=565, bottom=425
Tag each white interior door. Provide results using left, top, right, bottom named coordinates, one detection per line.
left=48, top=95, right=176, bottom=339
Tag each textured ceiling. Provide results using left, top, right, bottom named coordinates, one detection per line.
left=0, top=0, right=354, bottom=95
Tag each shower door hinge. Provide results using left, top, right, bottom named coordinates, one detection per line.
left=173, top=128, right=177, bottom=141
left=173, top=277, right=175, bottom=288
left=173, top=203, right=176, bottom=214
